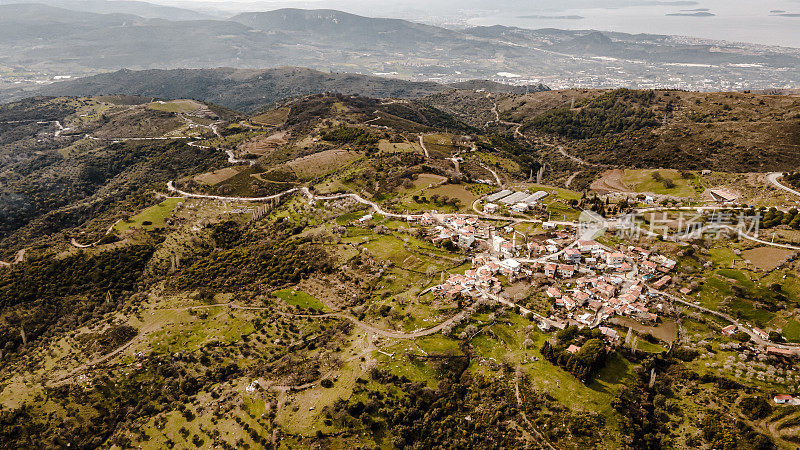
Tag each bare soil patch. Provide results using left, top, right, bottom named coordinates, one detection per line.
left=287, top=149, right=361, bottom=178
left=741, top=246, right=797, bottom=271
left=611, top=317, right=678, bottom=343
left=590, top=169, right=632, bottom=193
left=238, top=131, right=289, bottom=156
left=426, top=184, right=479, bottom=205
left=194, top=166, right=248, bottom=185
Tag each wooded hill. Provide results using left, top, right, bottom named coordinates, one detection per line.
left=428, top=88, right=800, bottom=172
left=13, top=67, right=547, bottom=113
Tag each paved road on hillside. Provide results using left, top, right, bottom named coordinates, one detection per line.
left=167, top=180, right=300, bottom=202
left=767, top=172, right=800, bottom=199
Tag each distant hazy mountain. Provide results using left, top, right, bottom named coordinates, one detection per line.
left=12, top=67, right=548, bottom=112
left=229, top=8, right=461, bottom=49
left=0, top=0, right=214, bottom=20
left=0, top=4, right=798, bottom=92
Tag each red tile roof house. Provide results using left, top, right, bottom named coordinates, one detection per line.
left=472, top=255, right=488, bottom=266
left=722, top=325, right=737, bottom=336
left=563, top=248, right=582, bottom=263
left=574, top=291, right=591, bottom=306
left=753, top=327, right=769, bottom=340
left=566, top=344, right=581, bottom=354
left=599, top=326, right=619, bottom=340
left=774, top=394, right=794, bottom=404
left=558, top=264, right=576, bottom=278
left=578, top=240, right=600, bottom=252
left=606, top=252, right=624, bottom=266
left=596, top=283, right=616, bottom=300
left=544, top=263, right=557, bottom=277
left=767, top=346, right=795, bottom=357
left=578, top=312, right=594, bottom=325
left=546, top=287, right=562, bottom=298
left=652, top=275, right=672, bottom=290
left=527, top=242, right=545, bottom=254
left=641, top=260, right=658, bottom=273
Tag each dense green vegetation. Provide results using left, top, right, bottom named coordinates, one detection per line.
left=527, top=89, right=660, bottom=139
left=0, top=243, right=156, bottom=356
left=785, top=172, right=800, bottom=189
left=320, top=125, right=380, bottom=147
left=743, top=206, right=800, bottom=230
left=540, top=326, right=608, bottom=382
left=174, top=221, right=332, bottom=290
left=0, top=139, right=224, bottom=253
left=0, top=89, right=798, bottom=449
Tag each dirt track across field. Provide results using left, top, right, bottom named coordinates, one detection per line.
left=590, top=169, right=632, bottom=193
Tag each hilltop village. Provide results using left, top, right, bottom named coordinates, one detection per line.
left=3, top=90, right=800, bottom=449
left=385, top=186, right=800, bottom=363
left=423, top=208, right=677, bottom=341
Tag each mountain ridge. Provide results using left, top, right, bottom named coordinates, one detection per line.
left=0, top=4, right=798, bottom=92
left=2, top=67, right=548, bottom=112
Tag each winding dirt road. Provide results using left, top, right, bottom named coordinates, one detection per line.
left=419, top=134, right=430, bottom=158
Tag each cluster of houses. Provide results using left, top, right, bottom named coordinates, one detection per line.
left=544, top=274, right=665, bottom=327
left=528, top=240, right=676, bottom=285
left=533, top=240, right=679, bottom=327
left=424, top=213, right=491, bottom=249
left=722, top=325, right=799, bottom=358
left=433, top=254, right=530, bottom=299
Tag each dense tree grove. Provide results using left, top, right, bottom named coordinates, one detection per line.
left=174, top=223, right=332, bottom=290
left=0, top=355, right=209, bottom=448
left=758, top=207, right=800, bottom=229
left=0, top=243, right=156, bottom=357
left=540, top=326, right=608, bottom=382
left=784, top=172, right=800, bottom=189
left=321, top=125, right=380, bottom=147
left=527, top=89, right=660, bottom=139
left=330, top=362, right=535, bottom=448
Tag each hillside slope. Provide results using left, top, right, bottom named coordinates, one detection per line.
left=12, top=67, right=547, bottom=113
left=426, top=88, right=800, bottom=172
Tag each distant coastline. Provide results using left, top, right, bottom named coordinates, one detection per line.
left=666, top=11, right=715, bottom=17
left=517, top=15, right=584, bottom=20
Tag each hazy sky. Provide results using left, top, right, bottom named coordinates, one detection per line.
left=155, top=0, right=800, bottom=47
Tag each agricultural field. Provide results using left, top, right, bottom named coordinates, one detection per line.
left=250, top=107, right=290, bottom=126
left=193, top=166, right=248, bottom=186
left=377, top=139, right=423, bottom=155
left=741, top=246, right=797, bottom=271
left=621, top=169, right=698, bottom=198
left=422, top=133, right=462, bottom=158
left=273, top=288, right=329, bottom=311
left=238, top=131, right=289, bottom=156
left=287, top=149, right=362, bottom=179
left=147, top=99, right=206, bottom=114
left=115, top=198, right=184, bottom=232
